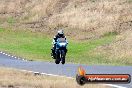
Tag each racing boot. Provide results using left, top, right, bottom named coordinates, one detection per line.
left=51, top=49, right=55, bottom=59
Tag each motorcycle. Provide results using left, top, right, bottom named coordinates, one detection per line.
left=54, top=38, right=68, bottom=64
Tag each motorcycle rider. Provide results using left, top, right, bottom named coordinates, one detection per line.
left=51, top=29, right=67, bottom=58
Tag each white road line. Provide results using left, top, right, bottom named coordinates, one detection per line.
left=41, top=72, right=74, bottom=79
left=104, top=84, right=127, bottom=88
left=20, top=70, right=34, bottom=73
left=19, top=69, right=74, bottom=79
left=0, top=51, right=28, bottom=61
left=0, top=51, right=17, bottom=59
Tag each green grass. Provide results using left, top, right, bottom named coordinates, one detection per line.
left=0, top=29, right=118, bottom=65
left=7, top=17, right=16, bottom=25
left=67, top=33, right=117, bottom=65
left=0, top=29, right=51, bottom=61
left=0, top=27, right=5, bottom=32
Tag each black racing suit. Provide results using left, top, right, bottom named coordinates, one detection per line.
left=51, top=34, right=67, bottom=58
left=54, top=34, right=65, bottom=42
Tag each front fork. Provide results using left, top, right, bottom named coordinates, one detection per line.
left=55, top=48, right=67, bottom=59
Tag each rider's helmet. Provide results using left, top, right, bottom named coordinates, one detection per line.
left=57, top=29, right=64, bottom=37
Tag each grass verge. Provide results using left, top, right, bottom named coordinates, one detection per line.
left=0, top=29, right=118, bottom=65
left=0, top=67, right=110, bottom=88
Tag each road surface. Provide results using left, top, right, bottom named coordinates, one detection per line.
left=0, top=51, right=131, bottom=88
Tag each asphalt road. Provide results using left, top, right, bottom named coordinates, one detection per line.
left=0, top=51, right=132, bottom=88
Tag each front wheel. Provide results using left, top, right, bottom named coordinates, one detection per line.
left=55, top=59, right=60, bottom=64
left=61, top=50, right=66, bottom=64
left=55, top=51, right=60, bottom=64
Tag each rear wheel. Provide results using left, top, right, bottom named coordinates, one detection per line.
left=62, top=58, right=65, bottom=64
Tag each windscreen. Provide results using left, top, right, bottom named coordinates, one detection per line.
left=57, top=38, right=66, bottom=43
